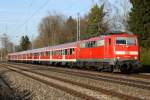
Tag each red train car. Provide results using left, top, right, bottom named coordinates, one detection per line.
left=8, top=32, right=141, bottom=73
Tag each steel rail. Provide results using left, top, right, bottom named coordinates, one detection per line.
left=1, top=63, right=143, bottom=100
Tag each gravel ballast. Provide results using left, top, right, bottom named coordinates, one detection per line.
left=1, top=63, right=150, bottom=100
left=32, top=68, right=150, bottom=100
left=0, top=67, right=82, bottom=100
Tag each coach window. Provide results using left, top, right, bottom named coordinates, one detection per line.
left=59, top=50, right=61, bottom=55
left=37, top=53, right=39, bottom=56
left=51, top=51, right=53, bottom=55
left=80, top=43, right=86, bottom=48
left=57, top=50, right=59, bottom=55
left=58, top=50, right=60, bottom=55
left=63, top=49, right=65, bottom=55
left=46, top=51, right=48, bottom=56
left=91, top=41, right=96, bottom=47
left=60, top=50, right=63, bottom=55
left=67, top=49, right=69, bottom=55
left=85, top=42, right=89, bottom=47
left=62, top=50, right=65, bottom=55
left=53, top=51, right=55, bottom=55
left=55, top=51, right=57, bottom=55
left=72, top=48, right=75, bottom=54
left=41, top=52, right=43, bottom=56
left=53, top=51, right=56, bottom=56
left=69, top=49, right=71, bottom=55
left=97, top=39, right=104, bottom=46
left=35, top=53, right=39, bottom=56
left=44, top=51, right=46, bottom=56
left=56, top=50, right=58, bottom=55
left=52, top=51, right=54, bottom=55
left=54, top=51, right=56, bottom=55
left=69, top=48, right=72, bottom=55
left=64, top=49, right=67, bottom=55
left=63, top=49, right=66, bottom=55
left=49, top=51, right=51, bottom=56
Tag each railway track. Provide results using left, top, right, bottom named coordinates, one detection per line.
left=0, top=64, right=98, bottom=100
left=8, top=62, right=150, bottom=80
left=0, top=76, right=13, bottom=94
left=0, top=63, right=143, bottom=100
left=134, top=73, right=150, bottom=79
left=110, top=72, right=150, bottom=80
left=7, top=62, right=150, bottom=91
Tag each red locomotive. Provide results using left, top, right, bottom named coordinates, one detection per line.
left=8, top=32, right=141, bottom=73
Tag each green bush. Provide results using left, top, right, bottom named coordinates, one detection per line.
left=141, top=48, right=150, bottom=66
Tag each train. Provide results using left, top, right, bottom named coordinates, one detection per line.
left=8, top=32, right=141, bottom=73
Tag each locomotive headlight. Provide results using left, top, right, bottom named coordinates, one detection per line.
left=134, top=56, right=137, bottom=59
left=115, top=51, right=125, bottom=55
left=117, top=56, right=120, bottom=59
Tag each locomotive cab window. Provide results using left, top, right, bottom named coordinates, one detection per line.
left=116, top=37, right=127, bottom=45
left=116, top=37, right=137, bottom=45
left=127, top=37, right=136, bottom=45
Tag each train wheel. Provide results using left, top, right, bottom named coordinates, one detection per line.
left=108, top=66, right=114, bottom=72
left=120, top=63, right=131, bottom=73
left=97, top=66, right=102, bottom=72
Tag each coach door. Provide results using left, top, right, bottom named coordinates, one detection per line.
left=62, top=49, right=66, bottom=61
left=50, top=51, right=52, bottom=60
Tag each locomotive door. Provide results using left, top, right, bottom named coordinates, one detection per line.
left=104, top=37, right=110, bottom=58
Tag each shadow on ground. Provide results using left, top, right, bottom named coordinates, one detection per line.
left=140, top=64, right=150, bottom=73
left=0, top=71, right=32, bottom=100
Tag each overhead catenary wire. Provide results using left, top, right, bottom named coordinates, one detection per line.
left=24, top=0, right=34, bottom=35
left=12, top=0, right=50, bottom=35
left=28, top=0, right=34, bottom=9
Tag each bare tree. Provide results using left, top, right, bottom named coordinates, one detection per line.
left=1, top=33, right=9, bottom=54
left=37, top=13, right=66, bottom=48
left=0, top=33, right=14, bottom=59
left=103, top=0, right=131, bottom=32
left=64, top=16, right=77, bottom=42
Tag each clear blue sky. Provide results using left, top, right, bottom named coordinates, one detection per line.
left=0, top=0, right=131, bottom=44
